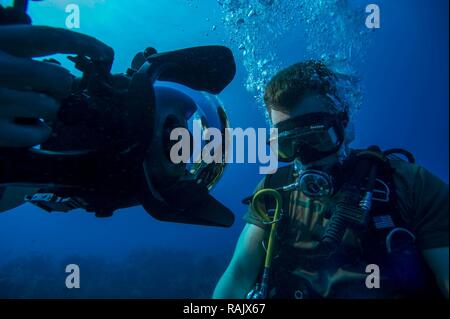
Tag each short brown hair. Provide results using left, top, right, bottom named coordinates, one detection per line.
left=264, top=60, right=337, bottom=113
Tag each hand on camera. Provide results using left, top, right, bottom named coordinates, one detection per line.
left=0, top=25, right=113, bottom=147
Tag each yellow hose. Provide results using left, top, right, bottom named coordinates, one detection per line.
left=251, top=188, right=283, bottom=269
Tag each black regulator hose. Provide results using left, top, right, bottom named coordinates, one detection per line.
left=321, top=146, right=384, bottom=251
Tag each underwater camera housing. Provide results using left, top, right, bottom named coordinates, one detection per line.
left=0, top=45, right=236, bottom=227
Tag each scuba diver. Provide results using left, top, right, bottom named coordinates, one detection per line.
left=213, top=61, right=449, bottom=299
left=0, top=0, right=236, bottom=227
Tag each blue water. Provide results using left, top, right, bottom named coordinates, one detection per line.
left=0, top=0, right=448, bottom=297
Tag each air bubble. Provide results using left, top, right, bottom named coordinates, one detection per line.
left=217, top=0, right=371, bottom=117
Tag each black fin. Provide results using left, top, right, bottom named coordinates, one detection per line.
left=140, top=178, right=235, bottom=228
left=161, top=195, right=234, bottom=227
left=146, top=45, right=236, bottom=94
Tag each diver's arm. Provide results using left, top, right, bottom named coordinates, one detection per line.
left=213, top=223, right=266, bottom=299
left=0, top=187, right=38, bottom=212
left=422, top=247, right=449, bottom=298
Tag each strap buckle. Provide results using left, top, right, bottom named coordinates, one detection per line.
left=371, top=178, right=390, bottom=202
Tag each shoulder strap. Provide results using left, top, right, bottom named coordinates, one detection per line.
left=263, top=165, right=294, bottom=215
left=263, top=164, right=294, bottom=189
left=240, top=165, right=294, bottom=207
left=361, top=153, right=413, bottom=257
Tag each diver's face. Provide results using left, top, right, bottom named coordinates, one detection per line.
left=270, top=91, right=344, bottom=167
left=270, top=91, right=335, bottom=125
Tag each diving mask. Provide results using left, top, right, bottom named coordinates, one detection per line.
left=271, top=112, right=348, bottom=164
